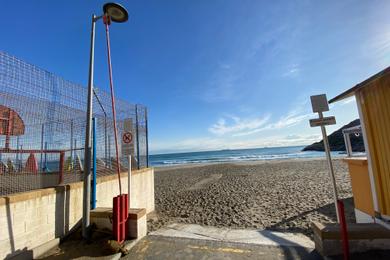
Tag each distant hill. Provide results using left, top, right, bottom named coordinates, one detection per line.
left=302, top=119, right=365, bottom=152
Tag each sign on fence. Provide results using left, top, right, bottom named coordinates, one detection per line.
left=121, top=119, right=135, bottom=157
left=122, top=132, right=133, bottom=144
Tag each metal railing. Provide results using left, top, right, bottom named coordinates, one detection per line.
left=342, top=125, right=363, bottom=157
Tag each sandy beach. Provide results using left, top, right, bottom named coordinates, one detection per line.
left=148, top=158, right=354, bottom=238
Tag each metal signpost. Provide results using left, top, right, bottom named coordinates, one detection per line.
left=128, top=155, right=132, bottom=210
left=309, top=94, right=349, bottom=259
left=309, top=94, right=339, bottom=220
left=122, top=130, right=134, bottom=210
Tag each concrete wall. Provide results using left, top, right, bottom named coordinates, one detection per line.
left=312, top=221, right=390, bottom=256
left=97, top=168, right=155, bottom=214
left=0, top=167, right=154, bottom=259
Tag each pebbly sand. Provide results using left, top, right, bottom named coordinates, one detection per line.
left=148, top=158, right=355, bottom=238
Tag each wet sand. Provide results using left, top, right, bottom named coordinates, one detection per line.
left=148, top=158, right=355, bottom=238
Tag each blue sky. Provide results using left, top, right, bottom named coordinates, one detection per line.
left=3, top=1, right=390, bottom=154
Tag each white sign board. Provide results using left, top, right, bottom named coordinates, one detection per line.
left=309, top=116, right=336, bottom=127
left=310, top=94, right=329, bottom=113
left=121, top=119, right=135, bottom=157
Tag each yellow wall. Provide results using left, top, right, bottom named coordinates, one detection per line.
left=343, top=158, right=374, bottom=216
left=358, top=77, right=390, bottom=216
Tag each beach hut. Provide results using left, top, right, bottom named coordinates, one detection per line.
left=329, top=67, right=390, bottom=228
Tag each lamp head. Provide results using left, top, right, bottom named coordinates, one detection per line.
left=103, top=3, right=129, bottom=23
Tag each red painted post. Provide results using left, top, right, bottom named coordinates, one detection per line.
left=104, top=15, right=122, bottom=195
left=121, top=195, right=125, bottom=241
left=59, top=152, right=65, bottom=184
left=113, top=196, right=120, bottom=242
left=113, top=194, right=129, bottom=242
left=337, top=200, right=350, bottom=260
left=123, top=194, right=128, bottom=239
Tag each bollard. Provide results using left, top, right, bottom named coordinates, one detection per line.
left=113, top=194, right=129, bottom=243
left=337, top=200, right=350, bottom=260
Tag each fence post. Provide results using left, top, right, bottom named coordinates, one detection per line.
left=74, top=139, right=77, bottom=178
left=91, top=117, right=97, bottom=209
left=135, top=105, right=140, bottom=169
left=108, top=135, right=112, bottom=169
left=44, top=142, right=48, bottom=172
left=16, top=136, right=19, bottom=170
left=104, top=116, right=108, bottom=166
left=145, top=108, right=149, bottom=168
left=40, top=123, right=44, bottom=170
left=70, top=119, right=74, bottom=163
left=59, top=151, right=65, bottom=184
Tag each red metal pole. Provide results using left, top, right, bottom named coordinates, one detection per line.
left=337, top=200, right=350, bottom=260
left=124, top=193, right=129, bottom=239
left=103, top=15, right=122, bottom=195
left=113, top=196, right=120, bottom=242
left=121, top=194, right=126, bottom=241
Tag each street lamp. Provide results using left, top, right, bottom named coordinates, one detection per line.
left=103, top=3, right=129, bottom=23
left=83, top=2, right=129, bottom=239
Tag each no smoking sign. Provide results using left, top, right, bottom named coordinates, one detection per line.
left=122, top=132, right=133, bottom=144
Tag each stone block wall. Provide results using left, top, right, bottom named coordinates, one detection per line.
left=0, top=168, right=154, bottom=259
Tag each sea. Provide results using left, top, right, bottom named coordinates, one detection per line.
left=149, top=145, right=347, bottom=167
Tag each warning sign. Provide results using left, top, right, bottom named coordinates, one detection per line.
left=121, top=119, right=135, bottom=157
left=122, top=132, right=133, bottom=144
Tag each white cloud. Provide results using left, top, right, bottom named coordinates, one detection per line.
left=272, top=112, right=311, bottom=129
left=208, top=100, right=312, bottom=138
left=233, top=110, right=311, bottom=137
left=208, top=115, right=270, bottom=135
left=282, top=63, right=301, bottom=77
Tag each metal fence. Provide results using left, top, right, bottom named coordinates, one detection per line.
left=0, top=51, right=148, bottom=196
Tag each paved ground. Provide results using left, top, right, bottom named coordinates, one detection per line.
left=124, top=224, right=320, bottom=259
left=150, top=223, right=314, bottom=248
left=124, top=224, right=390, bottom=260
left=124, top=235, right=321, bottom=260
left=38, top=224, right=390, bottom=259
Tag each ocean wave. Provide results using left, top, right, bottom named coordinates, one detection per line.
left=150, top=148, right=347, bottom=166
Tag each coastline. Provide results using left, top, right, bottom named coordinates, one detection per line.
left=153, top=156, right=344, bottom=171
left=149, top=157, right=354, bottom=239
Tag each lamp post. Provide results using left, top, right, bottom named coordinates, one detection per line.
left=83, top=2, right=128, bottom=239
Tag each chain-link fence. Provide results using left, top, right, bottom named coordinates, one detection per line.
left=0, top=51, right=149, bottom=196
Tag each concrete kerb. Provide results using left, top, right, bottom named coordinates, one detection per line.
left=150, top=223, right=315, bottom=249
left=8, top=238, right=60, bottom=260
left=122, top=237, right=143, bottom=252
left=58, top=252, right=122, bottom=260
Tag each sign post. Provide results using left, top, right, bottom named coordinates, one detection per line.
left=310, top=94, right=349, bottom=259
left=121, top=121, right=134, bottom=211
left=310, top=95, right=339, bottom=220
left=128, top=155, right=132, bottom=210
